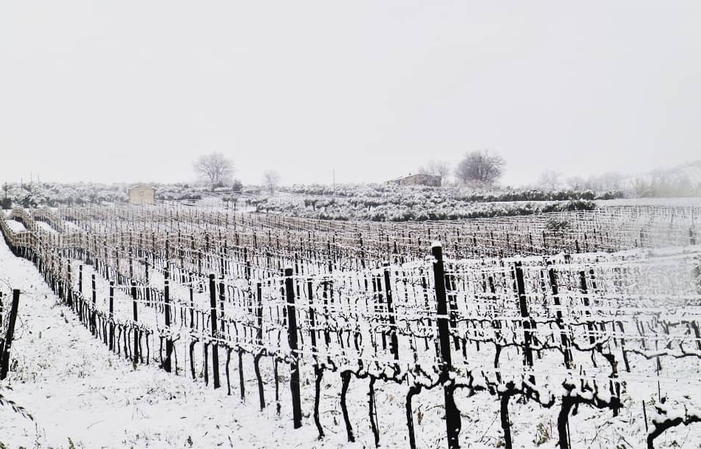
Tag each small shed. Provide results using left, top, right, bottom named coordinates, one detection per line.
left=128, top=185, right=156, bottom=205
left=386, top=174, right=442, bottom=187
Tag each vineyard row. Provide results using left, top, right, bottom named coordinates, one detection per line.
left=1, top=207, right=701, bottom=448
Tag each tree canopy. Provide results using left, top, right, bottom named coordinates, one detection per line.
left=262, top=170, right=280, bottom=194
left=455, top=150, right=505, bottom=186
left=193, top=153, right=234, bottom=188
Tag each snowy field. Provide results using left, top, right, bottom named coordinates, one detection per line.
left=2, top=205, right=701, bottom=449
left=3, top=233, right=409, bottom=448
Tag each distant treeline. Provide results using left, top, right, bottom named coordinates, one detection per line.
left=285, top=183, right=623, bottom=202
left=0, top=182, right=207, bottom=209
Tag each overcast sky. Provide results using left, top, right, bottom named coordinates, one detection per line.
left=1, top=1, right=699, bottom=187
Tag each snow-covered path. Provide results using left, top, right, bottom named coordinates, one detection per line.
left=0, top=237, right=341, bottom=449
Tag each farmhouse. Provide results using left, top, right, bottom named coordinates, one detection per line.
left=128, top=185, right=156, bottom=205
left=386, top=173, right=442, bottom=187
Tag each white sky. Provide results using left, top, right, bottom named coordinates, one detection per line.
left=1, top=1, right=699, bottom=187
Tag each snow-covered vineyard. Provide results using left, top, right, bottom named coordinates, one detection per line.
left=1, top=204, right=701, bottom=448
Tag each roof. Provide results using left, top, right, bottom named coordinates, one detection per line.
left=386, top=173, right=442, bottom=182
left=129, top=184, right=155, bottom=191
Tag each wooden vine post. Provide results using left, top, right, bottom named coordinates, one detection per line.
left=0, top=290, right=20, bottom=380
left=383, top=264, right=399, bottom=362
left=514, top=262, right=534, bottom=372
left=164, top=279, right=172, bottom=372
left=188, top=272, right=195, bottom=329
left=285, top=267, right=303, bottom=429
left=91, top=274, right=97, bottom=335
left=109, top=281, right=115, bottom=351
left=145, top=258, right=151, bottom=307
left=131, top=281, right=139, bottom=363
left=219, top=276, right=225, bottom=333
left=66, top=262, right=73, bottom=307
left=78, top=264, right=83, bottom=296
left=255, top=281, right=266, bottom=411
left=547, top=264, right=572, bottom=368
left=578, top=271, right=596, bottom=345
left=432, top=243, right=461, bottom=449
left=208, top=273, right=221, bottom=389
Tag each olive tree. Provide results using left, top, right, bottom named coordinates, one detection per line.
left=455, top=150, right=505, bottom=186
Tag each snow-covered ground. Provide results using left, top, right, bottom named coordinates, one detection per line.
left=0, top=237, right=344, bottom=449
left=2, top=229, right=701, bottom=448
left=597, top=197, right=701, bottom=207
left=63, top=220, right=82, bottom=233
left=4, top=219, right=26, bottom=233
left=34, top=221, right=58, bottom=235
left=0, top=233, right=455, bottom=449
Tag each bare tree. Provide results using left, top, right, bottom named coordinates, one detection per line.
left=566, top=176, right=586, bottom=190
left=263, top=170, right=280, bottom=194
left=455, top=149, right=505, bottom=186
left=566, top=172, right=624, bottom=192
left=537, top=170, right=562, bottom=190
left=597, top=172, right=625, bottom=191
left=193, top=153, right=234, bottom=188
left=418, top=160, right=451, bottom=183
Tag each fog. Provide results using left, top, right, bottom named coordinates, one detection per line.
left=1, top=1, right=699, bottom=187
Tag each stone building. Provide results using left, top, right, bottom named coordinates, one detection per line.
left=128, top=185, right=156, bottom=205
left=386, top=173, right=442, bottom=187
